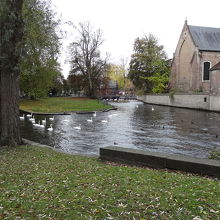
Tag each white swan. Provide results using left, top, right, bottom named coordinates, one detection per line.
left=49, top=116, right=54, bottom=121
left=31, top=118, right=36, bottom=124
left=26, top=113, right=32, bottom=118
left=152, top=107, right=154, bottom=111
left=74, top=124, right=81, bottom=130
left=101, top=119, right=108, bottom=123
left=29, top=116, right=35, bottom=122
left=47, top=124, right=53, bottom=131
left=19, top=114, right=25, bottom=120
left=42, top=118, right=46, bottom=124
left=93, top=111, right=97, bottom=117
left=39, top=122, right=45, bottom=128
left=33, top=121, right=40, bottom=127
left=87, top=117, right=93, bottom=122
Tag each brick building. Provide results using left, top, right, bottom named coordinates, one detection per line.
left=170, top=20, right=220, bottom=94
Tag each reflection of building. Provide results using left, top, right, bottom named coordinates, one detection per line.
left=99, top=80, right=118, bottom=97
left=170, top=20, right=220, bottom=94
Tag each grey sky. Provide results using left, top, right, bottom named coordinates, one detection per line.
left=51, top=0, right=220, bottom=77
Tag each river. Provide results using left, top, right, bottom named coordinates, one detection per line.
left=20, top=101, right=220, bottom=158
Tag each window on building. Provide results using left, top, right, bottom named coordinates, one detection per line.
left=203, top=62, right=210, bottom=81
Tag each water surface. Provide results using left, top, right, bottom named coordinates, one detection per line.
left=20, top=101, right=220, bottom=158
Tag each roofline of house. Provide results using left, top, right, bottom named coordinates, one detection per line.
left=199, top=49, right=220, bottom=53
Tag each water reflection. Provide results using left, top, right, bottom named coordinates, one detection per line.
left=20, top=101, right=220, bottom=158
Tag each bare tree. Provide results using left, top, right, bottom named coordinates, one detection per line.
left=0, top=0, right=23, bottom=146
left=68, top=22, right=108, bottom=97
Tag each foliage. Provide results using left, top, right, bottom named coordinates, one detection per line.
left=106, top=63, right=126, bottom=89
left=68, top=22, right=108, bottom=97
left=49, top=73, right=69, bottom=96
left=0, top=145, right=220, bottom=219
left=20, top=0, right=61, bottom=99
left=67, top=74, right=85, bottom=95
left=128, top=34, right=170, bottom=93
left=19, top=97, right=112, bottom=113
left=208, top=150, right=220, bottom=160
left=143, top=72, right=169, bottom=93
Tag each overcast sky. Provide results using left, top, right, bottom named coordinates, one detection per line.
left=51, top=0, right=220, bottom=78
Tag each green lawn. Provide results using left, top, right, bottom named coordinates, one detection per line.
left=19, top=97, right=112, bottom=113
left=0, top=145, right=219, bottom=219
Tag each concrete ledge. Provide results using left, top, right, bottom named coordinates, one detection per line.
left=100, top=146, right=220, bottom=178
left=22, top=138, right=55, bottom=150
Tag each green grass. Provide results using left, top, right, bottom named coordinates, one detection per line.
left=0, top=146, right=220, bottom=219
left=19, top=97, right=111, bottom=113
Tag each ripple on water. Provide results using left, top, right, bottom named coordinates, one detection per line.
left=20, top=101, right=220, bottom=158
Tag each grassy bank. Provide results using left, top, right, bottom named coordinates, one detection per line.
left=0, top=146, right=219, bottom=219
left=19, top=97, right=111, bottom=113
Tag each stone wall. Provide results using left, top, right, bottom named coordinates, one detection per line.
left=100, top=146, right=220, bottom=177
left=138, top=94, right=220, bottom=112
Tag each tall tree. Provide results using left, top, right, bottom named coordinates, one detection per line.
left=68, top=22, right=108, bottom=97
left=67, top=74, right=84, bottom=95
left=20, top=0, right=61, bottom=99
left=106, top=63, right=126, bottom=89
left=0, top=0, right=23, bottom=146
left=128, top=34, right=169, bottom=93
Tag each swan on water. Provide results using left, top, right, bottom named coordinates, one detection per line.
left=19, top=114, right=25, bottom=120
left=47, top=124, right=53, bottom=131
left=74, top=124, right=81, bottom=130
left=49, top=116, right=54, bottom=121
left=87, top=117, right=93, bottom=122
left=26, top=113, right=32, bottom=118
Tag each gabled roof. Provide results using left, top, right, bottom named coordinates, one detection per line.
left=188, top=25, right=220, bottom=52
left=210, top=61, right=220, bottom=71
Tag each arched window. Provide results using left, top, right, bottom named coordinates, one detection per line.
left=203, top=62, right=210, bottom=81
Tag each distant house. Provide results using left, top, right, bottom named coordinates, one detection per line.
left=99, top=80, right=118, bottom=97
left=170, top=20, right=220, bottom=94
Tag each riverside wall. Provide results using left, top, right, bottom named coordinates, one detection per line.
left=100, top=146, right=220, bottom=177
left=138, top=94, right=220, bottom=112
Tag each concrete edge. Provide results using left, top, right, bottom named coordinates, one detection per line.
left=100, top=146, right=220, bottom=178
left=21, top=138, right=98, bottom=158
left=22, top=138, right=56, bottom=150
left=20, top=107, right=117, bottom=116
left=20, top=110, right=71, bottom=115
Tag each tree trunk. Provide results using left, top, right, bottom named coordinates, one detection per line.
left=0, top=0, right=23, bottom=147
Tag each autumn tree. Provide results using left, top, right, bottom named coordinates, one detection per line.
left=20, top=0, right=61, bottom=99
left=128, top=34, right=170, bottom=93
left=0, top=0, right=23, bottom=146
left=106, top=63, right=126, bottom=89
left=68, top=22, right=108, bottom=97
